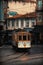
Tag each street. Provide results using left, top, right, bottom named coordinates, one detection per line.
left=0, top=45, right=43, bottom=65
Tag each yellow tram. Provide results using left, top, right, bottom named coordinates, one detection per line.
left=12, top=30, right=31, bottom=49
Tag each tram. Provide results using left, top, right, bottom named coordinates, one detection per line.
left=12, top=29, right=31, bottom=49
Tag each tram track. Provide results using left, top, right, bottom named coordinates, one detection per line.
left=0, top=45, right=43, bottom=64
left=1, top=48, right=43, bottom=62
left=1, top=53, right=43, bottom=63
left=19, top=53, right=43, bottom=60
left=1, top=51, right=27, bottom=62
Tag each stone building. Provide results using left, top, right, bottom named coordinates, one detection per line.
left=5, top=0, right=36, bottom=30
left=6, top=13, right=36, bottom=30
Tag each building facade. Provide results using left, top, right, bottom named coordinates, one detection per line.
left=3, top=0, right=43, bottom=30
left=6, top=14, right=36, bottom=30
left=5, top=0, right=36, bottom=30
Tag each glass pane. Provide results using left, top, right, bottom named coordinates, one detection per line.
left=21, top=21, right=23, bottom=27
left=38, top=0, right=42, bottom=9
left=12, top=20, right=14, bottom=26
left=16, top=20, right=18, bottom=27
left=38, top=15, right=42, bottom=22
left=23, top=35, right=26, bottom=40
left=26, top=20, right=29, bottom=27
left=19, top=36, right=22, bottom=40
left=7, top=20, right=10, bottom=26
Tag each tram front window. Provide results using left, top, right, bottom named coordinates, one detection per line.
left=19, top=36, right=22, bottom=40
left=23, top=35, right=26, bottom=40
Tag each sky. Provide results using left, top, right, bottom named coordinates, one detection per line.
left=8, top=0, right=36, bottom=15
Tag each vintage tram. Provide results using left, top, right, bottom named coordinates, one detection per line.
left=12, top=29, right=32, bottom=49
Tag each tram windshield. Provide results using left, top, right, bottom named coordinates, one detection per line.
left=23, top=35, right=26, bottom=40
left=18, top=34, right=30, bottom=41
left=19, top=36, right=22, bottom=40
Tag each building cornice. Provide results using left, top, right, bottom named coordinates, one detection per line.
left=6, top=12, right=36, bottom=19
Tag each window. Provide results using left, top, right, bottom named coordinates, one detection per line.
left=29, top=19, right=36, bottom=27
left=23, top=35, right=26, bottom=40
left=37, top=13, right=42, bottom=22
left=32, top=19, right=36, bottom=26
left=16, top=20, right=19, bottom=27
left=38, top=16, right=42, bottom=22
left=12, top=20, right=14, bottom=27
left=21, top=20, right=23, bottom=27
left=19, top=36, right=22, bottom=40
left=26, top=20, right=29, bottom=27
left=32, top=22, right=35, bottom=26
left=7, top=20, right=10, bottom=27
left=38, top=0, right=42, bottom=9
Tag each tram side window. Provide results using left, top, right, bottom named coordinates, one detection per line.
left=23, top=35, right=26, bottom=40
left=19, top=36, right=22, bottom=40
left=28, top=35, right=30, bottom=40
